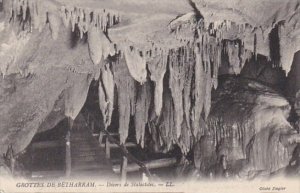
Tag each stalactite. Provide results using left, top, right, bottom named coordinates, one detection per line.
left=65, top=75, right=92, bottom=120
left=212, top=41, right=221, bottom=89
left=77, top=9, right=89, bottom=39
left=193, top=42, right=206, bottom=137
left=204, top=67, right=212, bottom=120
left=48, top=13, right=61, bottom=40
left=147, top=49, right=167, bottom=116
left=0, top=30, right=17, bottom=76
left=30, top=0, right=39, bottom=30
left=22, top=0, right=27, bottom=21
left=278, top=23, right=296, bottom=73
left=87, top=25, right=115, bottom=65
left=6, top=1, right=120, bottom=44
left=8, top=0, right=296, bottom=159
left=134, top=81, right=151, bottom=148
left=70, top=8, right=77, bottom=32
left=6, top=0, right=47, bottom=32
left=240, top=48, right=252, bottom=69
left=87, top=26, right=103, bottom=66
left=37, top=1, right=47, bottom=32
left=183, top=45, right=194, bottom=129
left=192, top=30, right=216, bottom=125
left=160, top=85, right=176, bottom=151
left=62, top=6, right=120, bottom=34
left=124, top=46, right=147, bottom=84
left=256, top=27, right=271, bottom=60
left=254, top=33, right=257, bottom=60
left=0, top=30, right=30, bottom=76
left=169, top=48, right=185, bottom=139
left=11, top=0, right=18, bottom=21
left=112, top=55, right=136, bottom=144
left=60, top=6, right=70, bottom=28
left=98, top=63, right=114, bottom=129
left=224, top=41, right=243, bottom=75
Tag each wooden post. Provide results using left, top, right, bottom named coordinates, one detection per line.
left=8, top=145, right=15, bottom=176
left=68, top=118, right=74, bottom=131
left=121, top=156, right=128, bottom=183
left=91, top=119, right=95, bottom=133
left=65, top=130, right=71, bottom=177
left=29, top=143, right=33, bottom=177
left=105, top=136, right=110, bottom=159
left=87, top=113, right=90, bottom=127
left=99, top=131, right=104, bottom=144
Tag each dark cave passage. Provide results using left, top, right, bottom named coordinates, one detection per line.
left=17, top=78, right=183, bottom=180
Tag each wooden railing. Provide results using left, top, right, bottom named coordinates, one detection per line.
left=82, top=110, right=178, bottom=182
left=65, top=129, right=71, bottom=177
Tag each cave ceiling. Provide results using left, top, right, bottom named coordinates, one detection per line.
left=0, top=0, right=299, bottom=157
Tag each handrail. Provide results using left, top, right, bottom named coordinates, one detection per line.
left=81, top=110, right=153, bottom=179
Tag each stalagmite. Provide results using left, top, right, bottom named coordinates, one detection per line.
left=147, top=50, right=167, bottom=116
left=98, top=63, right=114, bottom=129
left=124, top=46, right=147, bottom=84
left=134, top=81, right=151, bottom=148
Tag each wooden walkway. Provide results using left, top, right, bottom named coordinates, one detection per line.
left=69, top=114, right=117, bottom=179
left=31, top=111, right=177, bottom=181
left=30, top=112, right=176, bottom=180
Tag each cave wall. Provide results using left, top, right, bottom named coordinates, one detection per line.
left=195, top=78, right=298, bottom=177
left=0, top=23, right=97, bottom=155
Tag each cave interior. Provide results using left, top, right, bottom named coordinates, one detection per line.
left=0, top=0, right=300, bottom=181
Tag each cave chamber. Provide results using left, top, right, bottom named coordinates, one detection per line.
left=0, top=0, right=300, bottom=182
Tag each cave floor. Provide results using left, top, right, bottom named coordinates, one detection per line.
left=69, top=114, right=118, bottom=180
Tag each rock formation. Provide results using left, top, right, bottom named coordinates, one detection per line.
left=0, top=0, right=299, bottom=179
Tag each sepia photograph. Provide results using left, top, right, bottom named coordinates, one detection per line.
left=0, top=0, right=299, bottom=193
